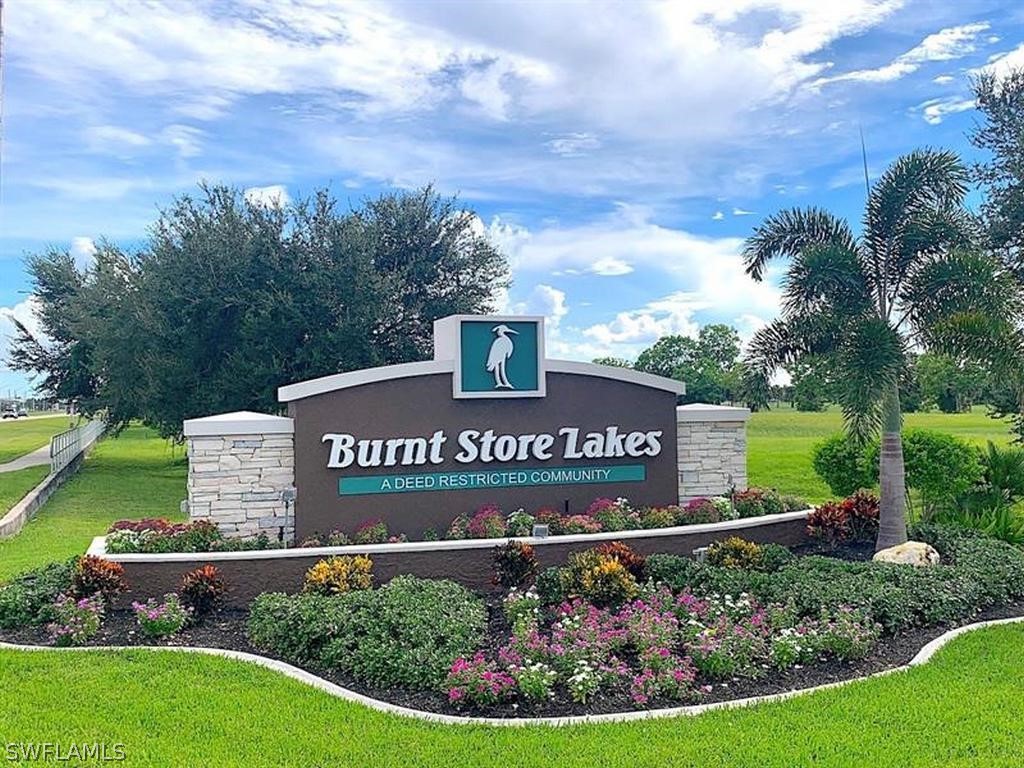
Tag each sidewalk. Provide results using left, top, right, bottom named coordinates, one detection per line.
left=0, top=445, right=50, bottom=474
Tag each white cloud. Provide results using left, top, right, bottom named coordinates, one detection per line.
left=933, top=74, right=955, bottom=84
left=917, top=95, right=975, bottom=124
left=712, top=211, right=725, bottom=221
left=161, top=125, right=204, bottom=158
left=732, top=207, right=756, bottom=216
left=584, top=293, right=704, bottom=346
left=0, top=297, right=43, bottom=370
left=70, top=237, right=97, bottom=271
left=814, top=21, right=990, bottom=86
left=978, top=43, right=1024, bottom=80
left=546, top=133, right=601, bottom=157
left=512, top=283, right=568, bottom=330
left=85, top=124, right=151, bottom=150
left=243, top=184, right=290, bottom=207
left=590, top=256, right=633, bottom=276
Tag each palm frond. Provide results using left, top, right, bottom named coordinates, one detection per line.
left=743, top=208, right=858, bottom=282
left=836, top=317, right=906, bottom=444
left=902, top=249, right=1023, bottom=342
left=782, top=243, right=873, bottom=318
left=863, top=149, right=970, bottom=303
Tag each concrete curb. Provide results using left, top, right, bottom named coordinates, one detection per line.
left=2, top=615, right=1021, bottom=727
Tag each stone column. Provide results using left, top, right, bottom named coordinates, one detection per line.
left=676, top=403, right=751, bottom=499
left=183, top=411, right=296, bottom=542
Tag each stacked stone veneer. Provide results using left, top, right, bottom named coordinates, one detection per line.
left=676, top=403, right=750, bottom=499
left=183, top=412, right=295, bottom=541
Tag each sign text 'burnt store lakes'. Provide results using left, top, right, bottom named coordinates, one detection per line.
left=277, top=314, right=685, bottom=538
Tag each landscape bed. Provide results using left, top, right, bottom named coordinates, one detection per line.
left=3, top=510, right=1024, bottom=720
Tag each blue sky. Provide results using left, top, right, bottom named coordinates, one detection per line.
left=2, top=0, right=1024, bottom=395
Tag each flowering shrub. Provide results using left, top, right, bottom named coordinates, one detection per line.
left=706, top=537, right=763, bottom=570
left=446, top=514, right=469, bottom=539
left=71, top=556, right=127, bottom=602
left=510, top=661, right=557, bottom=701
left=640, top=506, right=678, bottom=529
left=506, top=508, right=535, bottom=536
left=629, top=648, right=699, bottom=706
left=593, top=541, right=646, bottom=580
left=179, top=565, right=226, bottom=616
left=711, top=496, right=738, bottom=521
left=467, top=505, right=508, bottom=538
left=732, top=489, right=767, bottom=518
left=493, top=540, right=538, bottom=587
left=46, top=594, right=103, bottom=646
left=586, top=497, right=638, bottom=531
left=303, top=556, right=373, bottom=595
left=446, top=652, right=516, bottom=706
left=562, top=550, right=640, bottom=607
left=132, top=593, right=191, bottom=638
left=0, top=560, right=75, bottom=630
left=678, top=498, right=720, bottom=524
left=503, top=587, right=541, bottom=627
left=533, top=507, right=563, bottom=534
left=352, top=519, right=388, bottom=544
left=106, top=518, right=271, bottom=553
left=560, top=514, right=602, bottom=534
left=298, top=530, right=351, bottom=548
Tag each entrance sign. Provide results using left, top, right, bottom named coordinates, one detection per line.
left=278, top=314, right=685, bottom=540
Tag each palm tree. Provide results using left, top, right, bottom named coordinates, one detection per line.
left=742, top=149, right=1023, bottom=550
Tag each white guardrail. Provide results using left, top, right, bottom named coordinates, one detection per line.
left=49, top=418, right=106, bottom=475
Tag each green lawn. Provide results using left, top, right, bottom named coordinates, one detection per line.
left=0, top=425, right=185, bottom=582
left=0, top=415, right=78, bottom=464
left=0, top=624, right=1020, bottom=766
left=0, top=465, right=49, bottom=514
left=748, top=405, right=1015, bottom=502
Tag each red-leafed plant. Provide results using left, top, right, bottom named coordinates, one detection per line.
left=71, top=556, right=127, bottom=602
left=179, top=564, right=226, bottom=616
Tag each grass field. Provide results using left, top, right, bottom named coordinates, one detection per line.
left=748, top=405, right=1015, bottom=502
left=0, top=415, right=77, bottom=463
left=0, top=465, right=49, bottom=514
left=0, top=624, right=1021, bottom=767
left=0, top=426, right=185, bottom=582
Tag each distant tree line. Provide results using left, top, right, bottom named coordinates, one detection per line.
left=593, top=324, right=745, bottom=405
left=8, top=185, right=508, bottom=438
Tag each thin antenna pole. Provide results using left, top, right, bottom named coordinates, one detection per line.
left=859, top=125, right=870, bottom=197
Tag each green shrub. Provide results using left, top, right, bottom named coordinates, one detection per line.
left=0, top=560, right=75, bottom=629
left=706, top=537, right=763, bottom=569
left=560, top=549, right=639, bottom=607
left=812, top=434, right=876, bottom=497
left=248, top=576, right=486, bottom=690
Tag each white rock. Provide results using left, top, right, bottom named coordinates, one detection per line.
left=873, top=541, right=940, bottom=567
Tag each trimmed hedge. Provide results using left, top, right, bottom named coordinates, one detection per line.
left=247, top=575, right=486, bottom=689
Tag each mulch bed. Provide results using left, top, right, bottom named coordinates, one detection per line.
left=4, top=593, right=1023, bottom=719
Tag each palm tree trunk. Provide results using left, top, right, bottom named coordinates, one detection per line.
left=877, top=383, right=908, bottom=550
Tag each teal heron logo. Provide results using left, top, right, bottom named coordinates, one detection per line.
left=454, top=317, right=545, bottom=398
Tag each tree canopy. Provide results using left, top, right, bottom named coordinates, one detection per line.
left=9, top=185, right=509, bottom=438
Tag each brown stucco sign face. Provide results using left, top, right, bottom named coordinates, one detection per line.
left=279, top=315, right=684, bottom=539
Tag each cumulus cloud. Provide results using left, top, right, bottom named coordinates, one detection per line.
left=917, top=95, right=975, bottom=124
left=814, top=21, right=990, bottom=86
left=490, top=205, right=783, bottom=360
left=0, top=297, right=43, bottom=367
left=243, top=185, right=290, bottom=207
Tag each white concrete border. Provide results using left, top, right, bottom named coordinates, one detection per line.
left=2, top=616, right=1020, bottom=727
left=676, top=404, right=751, bottom=423
left=277, top=358, right=685, bottom=402
left=183, top=411, right=294, bottom=437
left=89, top=509, right=810, bottom=563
